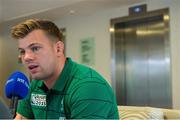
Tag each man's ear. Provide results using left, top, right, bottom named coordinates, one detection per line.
left=56, top=41, right=64, bottom=56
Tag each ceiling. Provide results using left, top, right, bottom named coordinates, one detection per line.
left=0, top=0, right=145, bottom=24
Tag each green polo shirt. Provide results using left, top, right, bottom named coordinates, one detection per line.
left=17, top=58, right=119, bottom=119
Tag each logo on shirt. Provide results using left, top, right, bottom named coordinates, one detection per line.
left=31, top=93, right=46, bottom=107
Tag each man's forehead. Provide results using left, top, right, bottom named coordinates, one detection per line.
left=18, top=30, right=50, bottom=48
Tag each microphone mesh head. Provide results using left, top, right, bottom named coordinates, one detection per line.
left=5, top=71, right=30, bottom=99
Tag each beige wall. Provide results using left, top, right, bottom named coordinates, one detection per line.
left=54, top=0, right=180, bottom=109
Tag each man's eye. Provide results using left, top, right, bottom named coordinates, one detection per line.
left=19, top=50, right=25, bottom=56
left=31, top=46, right=41, bottom=52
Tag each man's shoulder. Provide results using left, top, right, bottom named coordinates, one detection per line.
left=72, top=63, right=102, bottom=80
left=68, top=59, right=109, bottom=89
left=73, top=63, right=105, bottom=79
left=68, top=58, right=101, bottom=79
left=69, top=63, right=109, bottom=91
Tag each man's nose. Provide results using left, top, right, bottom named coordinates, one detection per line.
left=23, top=50, right=35, bottom=62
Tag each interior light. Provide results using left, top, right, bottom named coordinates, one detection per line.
left=163, top=15, right=169, bottom=21
left=134, top=7, right=141, bottom=13
left=109, top=28, right=115, bottom=32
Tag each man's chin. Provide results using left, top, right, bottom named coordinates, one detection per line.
left=31, top=74, right=42, bottom=80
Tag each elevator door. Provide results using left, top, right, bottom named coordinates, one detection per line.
left=111, top=9, right=172, bottom=108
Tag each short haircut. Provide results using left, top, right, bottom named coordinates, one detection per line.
left=11, top=19, right=63, bottom=42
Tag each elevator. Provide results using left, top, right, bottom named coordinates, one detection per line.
left=111, top=8, right=172, bottom=108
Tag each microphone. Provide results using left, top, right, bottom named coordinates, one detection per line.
left=5, top=71, right=30, bottom=118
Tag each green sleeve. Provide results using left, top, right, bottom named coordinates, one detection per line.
left=17, top=91, right=34, bottom=118
left=68, top=79, right=119, bottom=119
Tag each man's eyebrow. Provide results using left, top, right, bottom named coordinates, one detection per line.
left=28, top=43, right=42, bottom=48
left=18, top=43, right=42, bottom=50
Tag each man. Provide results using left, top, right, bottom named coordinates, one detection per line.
left=11, top=19, right=119, bottom=119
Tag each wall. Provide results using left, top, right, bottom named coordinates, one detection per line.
left=0, top=23, right=26, bottom=101
left=54, top=0, right=180, bottom=109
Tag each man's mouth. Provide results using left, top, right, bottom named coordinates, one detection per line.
left=28, top=65, right=39, bottom=71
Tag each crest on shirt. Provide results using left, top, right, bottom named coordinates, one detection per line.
left=31, top=93, right=46, bottom=107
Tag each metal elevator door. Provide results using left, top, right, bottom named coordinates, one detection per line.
left=111, top=8, right=172, bottom=108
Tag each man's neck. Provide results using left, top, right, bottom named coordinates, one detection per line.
left=44, top=57, right=66, bottom=89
